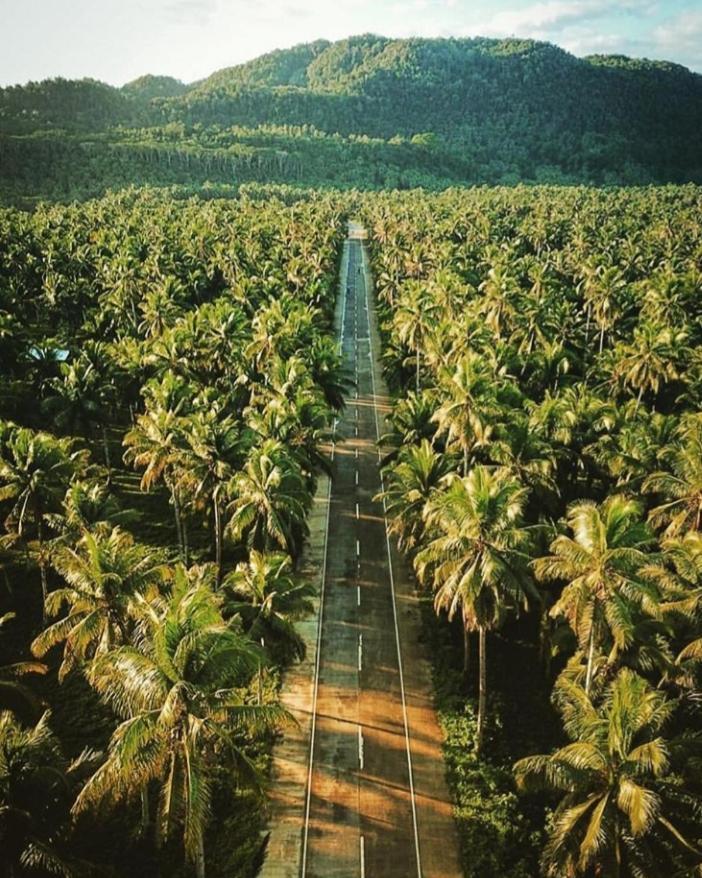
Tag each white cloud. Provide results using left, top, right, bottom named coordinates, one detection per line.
left=654, top=8, right=702, bottom=66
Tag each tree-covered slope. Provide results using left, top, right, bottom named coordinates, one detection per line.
left=1, top=34, right=701, bottom=202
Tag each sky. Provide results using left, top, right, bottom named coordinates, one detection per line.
left=1, top=0, right=701, bottom=87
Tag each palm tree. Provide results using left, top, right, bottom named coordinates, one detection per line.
left=392, top=281, right=441, bottom=391
left=431, top=353, right=500, bottom=474
left=74, top=565, right=289, bottom=878
left=644, top=415, right=702, bottom=537
left=379, top=439, right=453, bottom=551
left=515, top=669, right=700, bottom=877
left=609, top=324, right=686, bottom=413
left=224, top=550, right=314, bottom=659
left=123, top=395, right=189, bottom=559
left=0, top=614, right=46, bottom=712
left=227, top=440, right=309, bottom=559
left=31, top=527, right=164, bottom=680
left=534, top=496, right=655, bottom=694
left=643, top=531, right=702, bottom=692
left=416, top=466, right=534, bottom=752
left=179, top=406, right=243, bottom=585
left=0, top=710, right=93, bottom=877
left=0, top=425, right=85, bottom=611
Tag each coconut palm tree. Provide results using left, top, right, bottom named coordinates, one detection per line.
left=609, top=324, right=686, bottom=413
left=0, top=614, right=46, bottom=712
left=74, top=565, right=289, bottom=878
left=226, top=440, right=309, bottom=559
left=643, top=531, right=702, bottom=692
left=416, top=466, right=535, bottom=752
left=644, top=415, right=702, bottom=537
left=179, top=406, right=243, bottom=585
left=534, top=496, right=655, bottom=694
left=123, top=392, right=189, bottom=559
left=515, top=669, right=701, bottom=877
left=31, top=527, right=165, bottom=680
left=0, top=425, right=86, bottom=611
left=224, top=550, right=314, bottom=659
left=379, top=439, right=453, bottom=551
left=0, top=709, right=93, bottom=877
left=392, top=281, right=441, bottom=392
left=431, top=353, right=500, bottom=475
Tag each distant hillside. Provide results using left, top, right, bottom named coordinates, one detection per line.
left=121, top=74, right=188, bottom=101
left=1, top=35, right=701, bottom=203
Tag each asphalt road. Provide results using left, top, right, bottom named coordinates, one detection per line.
left=300, top=226, right=462, bottom=878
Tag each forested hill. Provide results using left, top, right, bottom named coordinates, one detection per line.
left=2, top=35, right=702, bottom=203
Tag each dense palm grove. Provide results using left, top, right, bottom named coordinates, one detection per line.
left=2, top=180, right=702, bottom=878
left=0, top=189, right=345, bottom=876
left=362, top=185, right=702, bottom=877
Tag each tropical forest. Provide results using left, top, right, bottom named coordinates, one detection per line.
left=1, top=22, right=701, bottom=878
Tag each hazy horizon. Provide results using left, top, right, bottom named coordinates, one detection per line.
left=1, top=0, right=701, bottom=88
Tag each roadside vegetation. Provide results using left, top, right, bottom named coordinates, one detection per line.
left=363, top=185, right=702, bottom=877
left=0, top=188, right=346, bottom=877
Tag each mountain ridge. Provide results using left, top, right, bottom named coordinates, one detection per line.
left=1, top=35, right=701, bottom=202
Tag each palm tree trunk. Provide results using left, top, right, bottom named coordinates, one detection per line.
left=463, top=446, right=469, bottom=477
left=182, top=516, right=189, bottom=566
left=169, top=480, right=184, bottom=560
left=599, top=325, right=605, bottom=354
left=476, top=626, right=487, bottom=754
left=416, top=348, right=420, bottom=394
left=585, top=623, right=596, bottom=694
left=140, top=786, right=150, bottom=835
left=101, top=423, right=112, bottom=478
left=214, top=497, right=223, bottom=586
left=36, top=504, right=48, bottom=623
left=463, top=626, right=470, bottom=677
left=195, top=834, right=206, bottom=878
left=634, top=384, right=644, bottom=415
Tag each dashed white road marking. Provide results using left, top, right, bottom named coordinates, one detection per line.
left=356, top=502, right=360, bottom=520
left=358, top=726, right=365, bottom=770
left=356, top=538, right=360, bottom=557
left=358, top=633, right=363, bottom=671
left=360, top=835, right=366, bottom=878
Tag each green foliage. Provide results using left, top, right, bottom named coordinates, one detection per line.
left=2, top=35, right=702, bottom=203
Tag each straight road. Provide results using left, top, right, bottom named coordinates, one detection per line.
left=299, top=224, right=462, bottom=878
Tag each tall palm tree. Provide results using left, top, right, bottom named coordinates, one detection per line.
left=225, top=550, right=314, bottom=660
left=416, top=466, right=534, bottom=752
left=644, top=415, right=702, bottom=537
left=0, top=614, right=46, bottom=712
left=0, top=710, right=93, bottom=877
left=0, top=425, right=85, bottom=611
left=534, top=496, right=655, bottom=694
left=392, top=281, right=441, bottom=392
left=643, top=531, right=702, bottom=692
left=226, top=440, right=309, bottom=559
left=74, top=566, right=289, bottom=878
left=179, top=406, right=243, bottom=585
left=123, top=394, right=189, bottom=559
left=431, top=353, right=500, bottom=475
left=379, top=439, right=453, bottom=551
left=515, top=669, right=700, bottom=877
left=31, top=527, right=164, bottom=680
left=608, top=324, right=686, bottom=413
